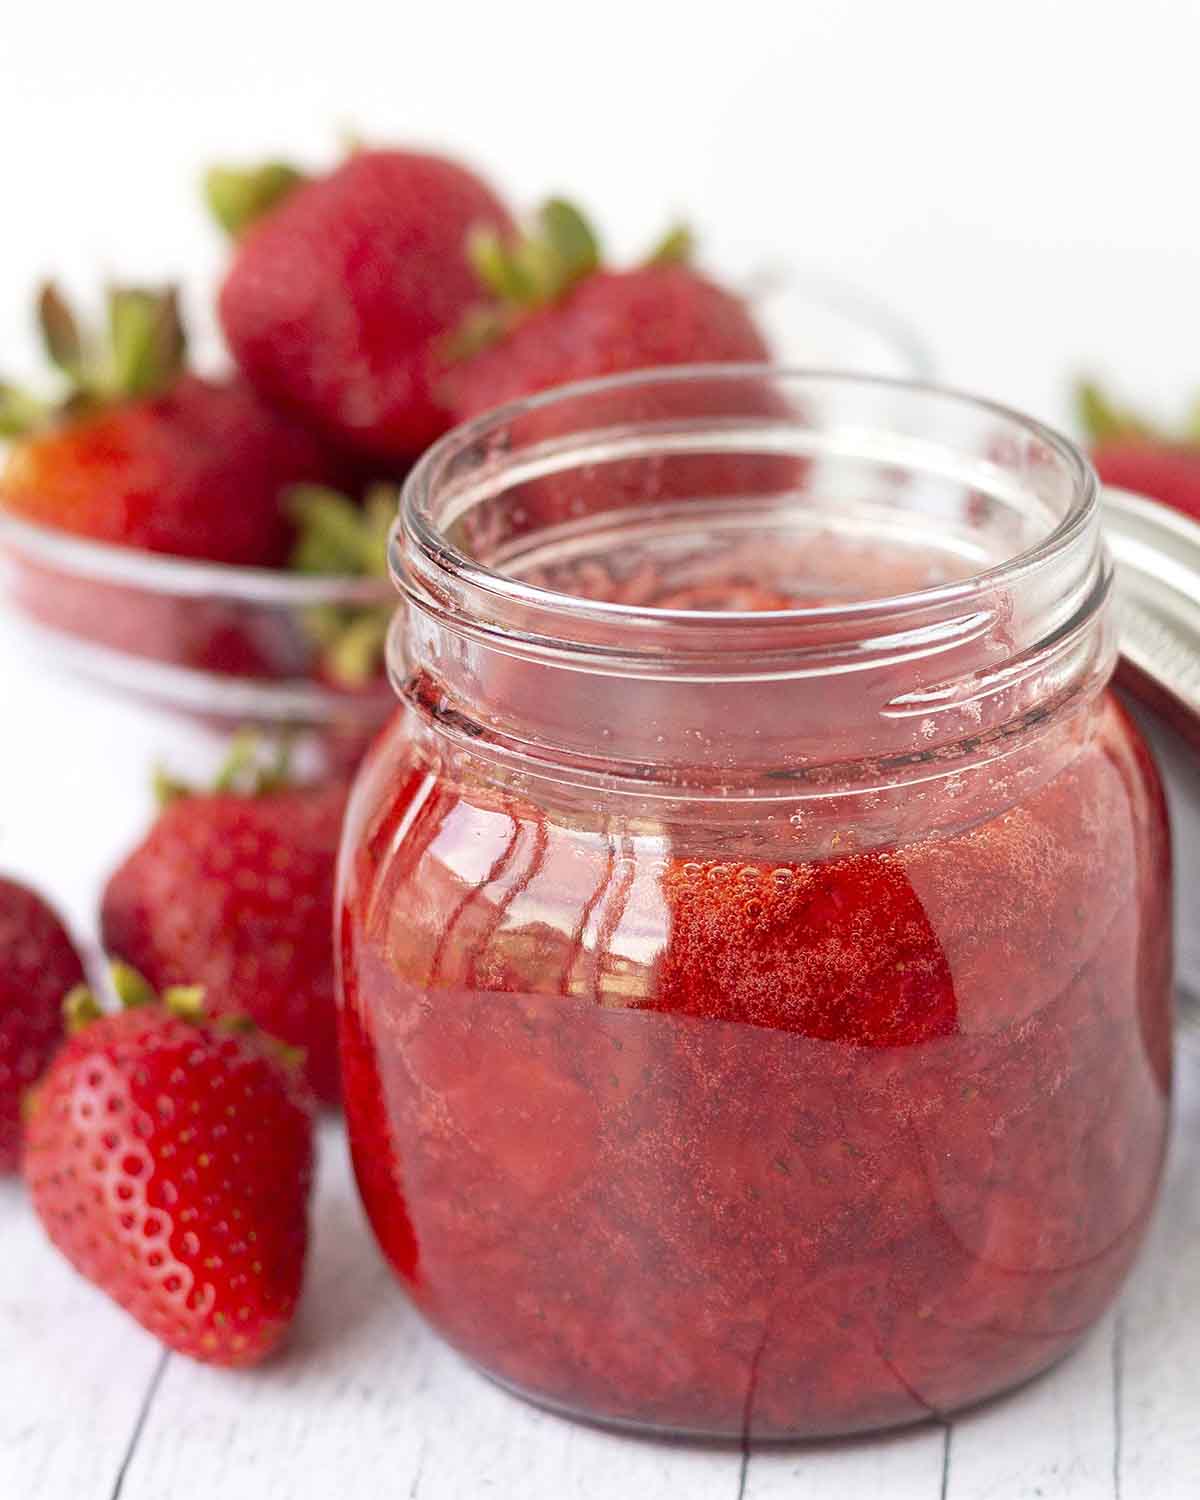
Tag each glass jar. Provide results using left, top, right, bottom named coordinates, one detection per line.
left=336, top=369, right=1173, bottom=1440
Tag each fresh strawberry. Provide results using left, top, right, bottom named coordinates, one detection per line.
left=100, top=738, right=347, bottom=1104
left=0, top=284, right=349, bottom=565
left=1078, top=380, right=1200, bottom=523
left=435, top=204, right=792, bottom=541
left=441, top=204, right=771, bottom=420
left=24, top=967, right=313, bottom=1366
left=214, top=149, right=514, bottom=462
left=0, top=877, right=85, bottom=1172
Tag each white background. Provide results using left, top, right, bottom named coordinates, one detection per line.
left=0, top=0, right=1198, bottom=430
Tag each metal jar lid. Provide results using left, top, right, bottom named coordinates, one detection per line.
left=1104, top=486, right=1200, bottom=747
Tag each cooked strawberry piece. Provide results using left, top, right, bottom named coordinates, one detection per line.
left=651, top=853, right=957, bottom=1047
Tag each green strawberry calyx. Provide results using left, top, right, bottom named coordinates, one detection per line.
left=63, top=962, right=208, bottom=1034
left=154, top=730, right=294, bottom=808
left=449, top=198, right=695, bottom=359
left=286, top=482, right=397, bottom=688
left=59, top=961, right=303, bottom=1068
left=0, top=283, right=187, bottom=439
left=203, top=160, right=307, bottom=238
left=1076, top=379, right=1200, bottom=448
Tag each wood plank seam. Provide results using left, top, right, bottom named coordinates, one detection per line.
left=108, top=1350, right=169, bottom=1500
left=1112, top=1309, right=1125, bottom=1500
left=939, top=1423, right=952, bottom=1500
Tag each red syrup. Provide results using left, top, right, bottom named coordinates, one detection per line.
left=337, top=689, right=1172, bottom=1438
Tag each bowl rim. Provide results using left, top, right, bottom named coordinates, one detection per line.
left=0, top=509, right=393, bottom=605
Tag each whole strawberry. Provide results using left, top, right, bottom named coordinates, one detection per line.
left=0, top=284, right=349, bottom=565
left=214, top=148, right=514, bottom=463
left=0, top=877, right=85, bottom=1172
left=24, top=968, right=313, bottom=1366
left=100, top=738, right=347, bottom=1104
left=1078, top=380, right=1200, bottom=524
left=439, top=204, right=789, bottom=540
left=440, top=205, right=771, bottom=421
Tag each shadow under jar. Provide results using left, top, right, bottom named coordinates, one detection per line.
left=336, top=368, right=1173, bottom=1440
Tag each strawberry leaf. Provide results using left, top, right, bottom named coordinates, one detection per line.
left=0, top=381, right=49, bottom=438
left=539, top=198, right=601, bottom=284
left=37, top=282, right=86, bottom=380
left=645, top=222, right=695, bottom=267
left=1076, top=380, right=1156, bottom=444
left=204, top=162, right=305, bottom=238
left=107, top=286, right=187, bottom=400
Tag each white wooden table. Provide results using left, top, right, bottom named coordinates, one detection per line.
left=3, top=619, right=1199, bottom=1500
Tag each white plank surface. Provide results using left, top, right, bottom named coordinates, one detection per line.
left=5, top=1057, right=1198, bottom=1500
left=0, top=1178, right=165, bottom=1499
left=743, top=1423, right=947, bottom=1498
left=1111, top=1026, right=1200, bottom=1500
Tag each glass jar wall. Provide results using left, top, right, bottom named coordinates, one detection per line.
left=336, top=370, right=1172, bottom=1439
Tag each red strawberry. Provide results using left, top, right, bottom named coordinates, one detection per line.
left=1, top=285, right=350, bottom=566
left=100, top=739, right=347, bottom=1104
left=24, top=968, right=313, bottom=1366
left=214, top=149, right=515, bottom=462
left=1078, top=379, right=1200, bottom=523
left=437, top=204, right=791, bottom=544
left=442, top=210, right=771, bottom=422
left=0, top=877, right=85, bottom=1172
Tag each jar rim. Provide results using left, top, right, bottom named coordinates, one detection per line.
left=398, top=364, right=1099, bottom=639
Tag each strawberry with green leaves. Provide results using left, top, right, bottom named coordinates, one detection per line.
left=213, top=148, right=515, bottom=463
left=24, top=965, right=313, bottom=1367
left=0, top=876, right=85, bottom=1172
left=438, top=202, right=792, bottom=539
left=1078, top=380, right=1200, bottom=524
left=440, top=201, right=771, bottom=421
left=101, top=737, right=348, bottom=1104
left=0, top=285, right=350, bottom=566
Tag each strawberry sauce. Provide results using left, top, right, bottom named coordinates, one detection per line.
left=338, top=368, right=1174, bottom=1438
left=337, top=690, right=1171, bottom=1438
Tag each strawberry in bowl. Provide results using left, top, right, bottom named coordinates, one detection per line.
left=0, top=284, right=396, bottom=752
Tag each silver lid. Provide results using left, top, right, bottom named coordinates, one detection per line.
left=1104, top=486, right=1200, bottom=747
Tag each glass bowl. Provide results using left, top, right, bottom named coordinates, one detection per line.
left=0, top=281, right=931, bottom=942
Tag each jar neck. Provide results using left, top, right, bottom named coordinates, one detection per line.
left=393, top=369, right=1113, bottom=802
